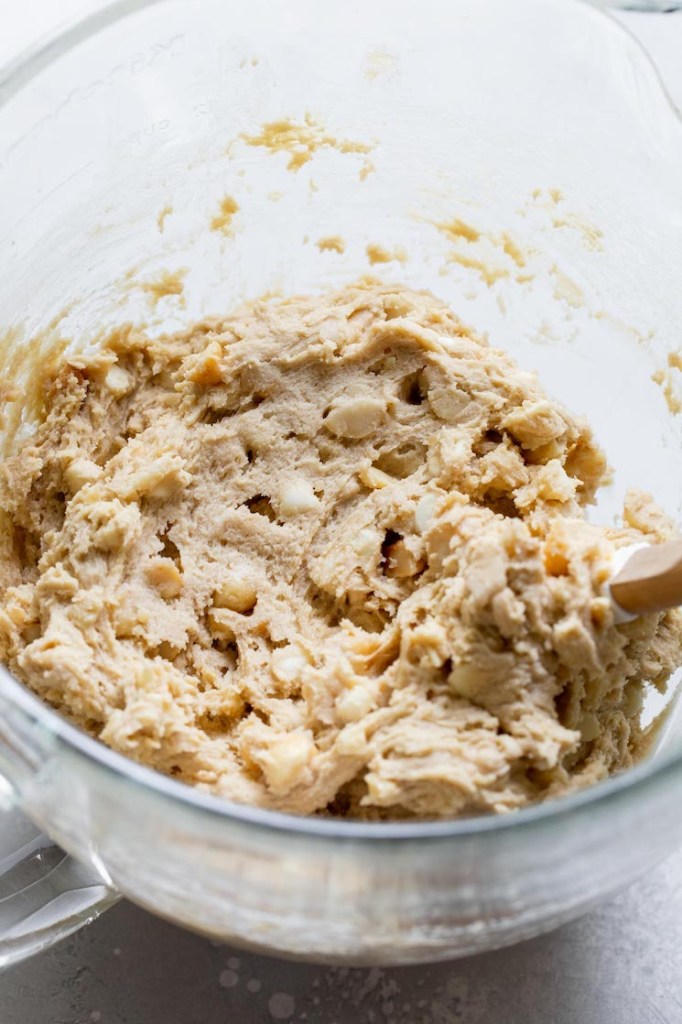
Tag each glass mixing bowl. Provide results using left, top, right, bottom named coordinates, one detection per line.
left=1, top=0, right=682, bottom=969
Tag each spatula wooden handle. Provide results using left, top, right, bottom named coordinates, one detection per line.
left=610, top=540, right=682, bottom=617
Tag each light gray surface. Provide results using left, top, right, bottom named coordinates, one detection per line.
left=1, top=848, right=682, bottom=1023
left=1, top=5, right=682, bottom=1023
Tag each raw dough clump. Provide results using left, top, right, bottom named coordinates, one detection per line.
left=1, top=282, right=681, bottom=818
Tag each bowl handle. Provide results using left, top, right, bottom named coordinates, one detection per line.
left=0, top=778, right=118, bottom=970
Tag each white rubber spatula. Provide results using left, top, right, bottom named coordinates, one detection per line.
left=610, top=540, right=682, bottom=621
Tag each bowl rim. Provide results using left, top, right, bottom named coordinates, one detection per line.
left=0, top=0, right=681, bottom=843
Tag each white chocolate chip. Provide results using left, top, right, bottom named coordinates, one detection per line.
left=335, top=723, right=368, bottom=756
left=105, top=365, right=132, bottom=396
left=336, top=685, right=375, bottom=724
left=353, top=528, right=379, bottom=560
left=257, top=732, right=314, bottom=795
left=278, top=479, right=319, bottom=516
left=415, top=493, right=438, bottom=534
left=271, top=645, right=309, bottom=685
left=89, top=498, right=141, bottom=553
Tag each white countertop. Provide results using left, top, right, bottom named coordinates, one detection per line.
left=1, top=3, right=682, bottom=1022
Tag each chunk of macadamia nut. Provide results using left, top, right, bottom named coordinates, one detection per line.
left=91, top=500, right=141, bottom=552
left=358, top=465, right=393, bottom=490
left=188, top=341, right=224, bottom=386
left=145, top=559, right=183, bottom=600
left=116, top=454, right=190, bottom=502
left=502, top=400, right=566, bottom=450
left=325, top=396, right=387, bottom=439
left=64, top=457, right=102, bottom=493
left=428, top=385, right=473, bottom=423
left=213, top=577, right=257, bottom=614
left=384, top=538, right=425, bottom=578
left=147, top=463, right=190, bottom=501
left=207, top=609, right=236, bottom=642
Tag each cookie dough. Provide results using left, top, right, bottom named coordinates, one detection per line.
left=1, top=281, right=681, bottom=819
